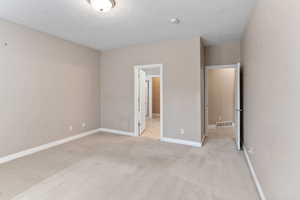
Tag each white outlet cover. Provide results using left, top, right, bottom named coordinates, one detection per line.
left=247, top=147, right=255, bottom=154
left=82, top=123, right=86, bottom=128
left=69, top=126, right=73, bottom=131
left=180, top=129, right=185, bottom=135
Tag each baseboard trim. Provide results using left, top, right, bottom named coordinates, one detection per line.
left=243, top=147, right=267, bottom=200
left=99, top=128, right=134, bottom=137
left=208, top=124, right=216, bottom=129
left=0, top=128, right=102, bottom=165
left=160, top=137, right=202, bottom=147
left=201, top=135, right=207, bottom=144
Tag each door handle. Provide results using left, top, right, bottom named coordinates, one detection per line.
left=235, top=109, right=243, bottom=112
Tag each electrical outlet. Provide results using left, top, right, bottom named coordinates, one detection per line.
left=218, top=116, right=222, bottom=121
left=82, top=123, right=87, bottom=128
left=247, top=147, right=255, bottom=154
left=69, top=126, right=73, bottom=132
left=180, top=128, right=185, bottom=135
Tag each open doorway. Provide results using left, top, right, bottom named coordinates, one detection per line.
left=204, top=64, right=241, bottom=150
left=134, top=64, right=163, bottom=139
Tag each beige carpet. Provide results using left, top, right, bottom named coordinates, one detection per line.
left=207, top=126, right=235, bottom=139
left=0, top=133, right=258, bottom=200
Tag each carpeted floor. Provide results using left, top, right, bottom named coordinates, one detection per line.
left=0, top=132, right=258, bottom=200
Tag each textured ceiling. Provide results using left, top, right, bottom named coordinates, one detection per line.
left=0, top=0, right=256, bottom=50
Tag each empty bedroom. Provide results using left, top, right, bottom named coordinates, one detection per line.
left=0, top=0, right=299, bottom=200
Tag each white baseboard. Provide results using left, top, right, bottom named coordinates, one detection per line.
left=160, top=137, right=202, bottom=147
left=0, top=129, right=201, bottom=165
left=201, top=135, right=207, bottom=144
left=208, top=124, right=216, bottom=129
left=99, top=128, right=134, bottom=137
left=243, top=146, right=267, bottom=200
left=0, top=128, right=102, bottom=165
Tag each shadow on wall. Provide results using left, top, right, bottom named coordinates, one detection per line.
left=205, top=41, right=240, bottom=65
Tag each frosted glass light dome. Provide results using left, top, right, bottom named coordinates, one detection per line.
left=90, top=0, right=115, bottom=12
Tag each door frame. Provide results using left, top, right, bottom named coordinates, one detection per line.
left=134, top=64, right=163, bottom=138
left=204, top=63, right=241, bottom=149
left=145, top=77, right=152, bottom=119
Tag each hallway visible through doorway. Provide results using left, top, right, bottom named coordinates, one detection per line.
left=204, top=64, right=241, bottom=150
left=142, top=115, right=160, bottom=139
left=134, top=64, right=162, bottom=139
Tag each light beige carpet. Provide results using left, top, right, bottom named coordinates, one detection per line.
left=0, top=133, right=258, bottom=200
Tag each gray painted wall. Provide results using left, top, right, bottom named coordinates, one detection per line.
left=205, top=41, right=240, bottom=65
left=100, top=38, right=203, bottom=142
left=241, top=0, right=300, bottom=199
left=0, top=19, right=101, bottom=157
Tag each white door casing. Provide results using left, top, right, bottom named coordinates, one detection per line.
left=205, top=68, right=209, bottom=136
left=204, top=64, right=241, bottom=150
left=139, top=70, right=146, bottom=134
left=234, top=63, right=241, bottom=150
left=147, top=78, right=153, bottom=119
left=134, top=64, right=163, bottom=138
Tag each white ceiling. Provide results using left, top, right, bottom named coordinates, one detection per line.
left=0, top=0, right=256, bottom=50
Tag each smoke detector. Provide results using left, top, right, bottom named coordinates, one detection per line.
left=170, top=18, right=180, bottom=24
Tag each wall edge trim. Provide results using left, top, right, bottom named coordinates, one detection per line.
left=0, top=128, right=102, bottom=165
left=98, top=128, right=135, bottom=136
left=160, top=137, right=202, bottom=147
left=243, top=146, right=267, bottom=200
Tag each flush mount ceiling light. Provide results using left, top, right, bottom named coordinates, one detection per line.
left=90, top=0, right=116, bottom=12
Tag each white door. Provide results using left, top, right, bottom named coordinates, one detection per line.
left=234, top=63, right=241, bottom=150
left=204, top=69, right=209, bottom=136
left=139, top=70, right=147, bottom=135
left=145, top=80, right=149, bottom=118
left=148, top=78, right=153, bottom=119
